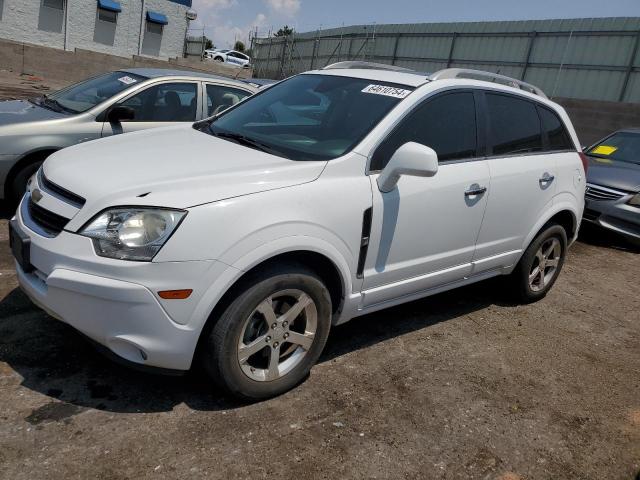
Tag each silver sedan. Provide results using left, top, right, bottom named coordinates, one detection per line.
left=0, top=68, right=259, bottom=202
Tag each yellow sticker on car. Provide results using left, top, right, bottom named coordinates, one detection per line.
left=591, top=145, right=618, bottom=155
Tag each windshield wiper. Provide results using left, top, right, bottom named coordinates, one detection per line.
left=215, top=131, right=289, bottom=158
left=41, top=94, right=77, bottom=114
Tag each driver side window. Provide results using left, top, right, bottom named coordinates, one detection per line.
left=371, top=91, right=478, bottom=171
left=119, top=82, right=198, bottom=122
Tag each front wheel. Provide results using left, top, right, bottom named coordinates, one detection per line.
left=214, top=56, right=224, bottom=63
left=510, top=223, right=568, bottom=303
left=202, top=265, right=332, bottom=400
left=10, top=161, right=43, bottom=204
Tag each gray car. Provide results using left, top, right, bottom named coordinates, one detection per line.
left=583, top=129, right=640, bottom=245
left=0, top=68, right=259, bottom=202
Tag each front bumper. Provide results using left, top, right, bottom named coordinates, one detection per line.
left=583, top=187, right=640, bottom=242
left=11, top=198, right=234, bottom=371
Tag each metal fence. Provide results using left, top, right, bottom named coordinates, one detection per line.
left=250, top=17, right=640, bottom=103
left=184, top=35, right=206, bottom=58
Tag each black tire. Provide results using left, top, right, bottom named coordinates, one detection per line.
left=510, top=223, right=568, bottom=304
left=214, top=56, right=224, bottom=63
left=10, top=160, right=43, bottom=205
left=202, top=264, right=332, bottom=400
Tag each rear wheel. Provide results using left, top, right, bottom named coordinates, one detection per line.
left=202, top=265, right=332, bottom=400
left=510, top=223, right=568, bottom=303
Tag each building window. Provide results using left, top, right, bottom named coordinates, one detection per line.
left=141, top=11, right=168, bottom=57
left=43, top=0, right=64, bottom=9
left=94, top=0, right=120, bottom=45
left=38, top=0, right=65, bottom=33
left=146, top=21, right=163, bottom=35
left=98, top=8, right=117, bottom=23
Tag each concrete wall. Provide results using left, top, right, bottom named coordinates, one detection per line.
left=0, top=0, right=191, bottom=59
left=0, top=38, right=252, bottom=83
left=556, top=97, right=640, bottom=146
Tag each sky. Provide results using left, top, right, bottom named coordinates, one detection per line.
left=189, top=0, right=640, bottom=49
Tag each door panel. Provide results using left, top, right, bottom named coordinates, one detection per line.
left=363, top=160, right=490, bottom=307
left=361, top=90, right=490, bottom=307
left=473, top=154, right=557, bottom=269
left=101, top=81, right=199, bottom=137
left=472, top=92, right=558, bottom=271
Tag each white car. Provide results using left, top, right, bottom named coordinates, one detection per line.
left=10, top=62, right=586, bottom=400
left=205, top=49, right=251, bottom=68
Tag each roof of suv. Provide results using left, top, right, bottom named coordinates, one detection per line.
left=311, top=61, right=548, bottom=98
left=308, top=67, right=429, bottom=88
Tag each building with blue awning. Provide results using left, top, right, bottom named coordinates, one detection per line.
left=0, top=0, right=197, bottom=59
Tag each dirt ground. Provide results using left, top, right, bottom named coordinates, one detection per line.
left=0, top=73, right=639, bottom=480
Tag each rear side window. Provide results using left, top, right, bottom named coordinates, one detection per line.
left=538, top=106, right=574, bottom=151
left=371, top=91, right=477, bottom=170
left=486, top=93, right=543, bottom=156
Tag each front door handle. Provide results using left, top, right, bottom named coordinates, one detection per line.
left=465, top=185, right=487, bottom=197
left=539, top=173, right=555, bottom=185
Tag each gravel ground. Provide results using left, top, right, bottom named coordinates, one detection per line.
left=0, top=74, right=639, bottom=479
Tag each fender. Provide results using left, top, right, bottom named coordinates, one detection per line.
left=186, top=235, right=355, bottom=333
left=521, top=194, right=580, bottom=253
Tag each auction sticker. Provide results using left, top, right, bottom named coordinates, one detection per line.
left=118, top=76, right=138, bottom=85
left=591, top=145, right=618, bottom=156
left=362, top=84, right=412, bottom=99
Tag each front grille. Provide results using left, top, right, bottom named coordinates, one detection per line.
left=39, top=170, right=86, bottom=208
left=585, top=184, right=626, bottom=202
left=28, top=198, right=70, bottom=236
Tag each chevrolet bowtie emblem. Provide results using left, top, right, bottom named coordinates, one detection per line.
left=32, top=188, right=43, bottom=203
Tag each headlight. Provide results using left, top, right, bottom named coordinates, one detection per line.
left=80, top=207, right=187, bottom=261
left=629, top=193, right=640, bottom=207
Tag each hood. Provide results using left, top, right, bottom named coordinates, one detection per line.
left=0, top=99, right=67, bottom=126
left=43, top=125, right=327, bottom=212
left=587, top=156, right=640, bottom=193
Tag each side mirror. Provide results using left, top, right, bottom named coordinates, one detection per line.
left=107, top=105, right=135, bottom=123
left=377, top=142, right=439, bottom=193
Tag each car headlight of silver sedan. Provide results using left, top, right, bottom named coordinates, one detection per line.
left=80, top=208, right=187, bottom=261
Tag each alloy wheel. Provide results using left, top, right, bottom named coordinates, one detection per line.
left=528, top=237, right=562, bottom=292
left=237, top=289, right=317, bottom=382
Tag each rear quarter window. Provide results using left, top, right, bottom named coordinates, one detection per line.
left=538, top=106, right=574, bottom=151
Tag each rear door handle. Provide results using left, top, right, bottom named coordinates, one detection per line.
left=539, top=173, right=555, bottom=185
left=465, top=185, right=487, bottom=197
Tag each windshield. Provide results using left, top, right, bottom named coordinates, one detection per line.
left=587, top=132, right=640, bottom=166
left=47, top=71, right=147, bottom=113
left=205, top=74, right=414, bottom=161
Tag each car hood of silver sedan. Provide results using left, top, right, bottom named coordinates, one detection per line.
left=42, top=124, right=327, bottom=217
left=0, top=99, right=67, bottom=127
left=587, top=156, right=640, bottom=193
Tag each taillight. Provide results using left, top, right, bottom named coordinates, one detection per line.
left=579, top=152, right=589, bottom=174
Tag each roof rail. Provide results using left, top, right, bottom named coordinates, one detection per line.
left=429, top=68, right=547, bottom=98
left=323, top=61, right=414, bottom=73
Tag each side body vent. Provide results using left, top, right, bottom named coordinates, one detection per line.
left=356, top=207, right=373, bottom=279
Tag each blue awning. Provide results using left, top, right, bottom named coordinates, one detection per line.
left=97, top=0, right=121, bottom=13
left=146, top=11, right=168, bottom=25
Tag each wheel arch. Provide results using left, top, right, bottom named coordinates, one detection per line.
left=4, top=148, right=58, bottom=199
left=192, top=247, right=350, bottom=365
left=523, top=203, right=579, bottom=252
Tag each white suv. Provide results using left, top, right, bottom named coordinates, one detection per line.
left=205, top=49, right=251, bottom=68
left=10, top=62, right=586, bottom=399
